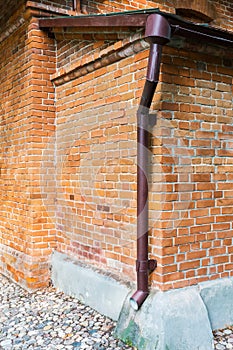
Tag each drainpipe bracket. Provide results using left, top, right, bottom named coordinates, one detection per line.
left=148, top=259, right=157, bottom=274
left=136, top=259, right=157, bottom=274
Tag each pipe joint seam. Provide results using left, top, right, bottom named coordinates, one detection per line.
left=137, top=111, right=149, bottom=130
left=137, top=111, right=157, bottom=129
left=137, top=105, right=150, bottom=117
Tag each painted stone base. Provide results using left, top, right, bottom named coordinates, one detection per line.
left=51, top=251, right=233, bottom=350
left=199, top=278, right=233, bottom=330
left=51, top=251, right=131, bottom=321
left=116, top=278, right=233, bottom=350
left=116, top=287, right=213, bottom=350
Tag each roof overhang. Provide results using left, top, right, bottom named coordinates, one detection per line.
left=39, top=9, right=233, bottom=47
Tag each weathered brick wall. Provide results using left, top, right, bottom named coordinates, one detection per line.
left=26, top=0, right=74, bottom=14
left=0, top=0, right=232, bottom=291
left=53, top=0, right=233, bottom=290
left=213, top=0, right=233, bottom=31
left=35, top=0, right=73, bottom=9
left=151, top=42, right=233, bottom=290
left=0, top=6, right=56, bottom=289
left=0, top=17, right=29, bottom=285
left=0, top=0, right=25, bottom=28
left=81, top=0, right=233, bottom=32
left=54, top=39, right=142, bottom=279
left=81, top=0, right=174, bottom=14
left=25, top=16, right=57, bottom=289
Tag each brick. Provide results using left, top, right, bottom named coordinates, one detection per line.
left=163, top=272, right=185, bottom=283
left=197, top=200, right=215, bottom=208
left=180, top=260, right=200, bottom=271
left=192, top=174, right=211, bottom=183
left=1, top=0, right=233, bottom=294
left=186, top=251, right=206, bottom=260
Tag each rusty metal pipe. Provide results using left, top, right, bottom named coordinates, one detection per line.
left=130, top=14, right=171, bottom=311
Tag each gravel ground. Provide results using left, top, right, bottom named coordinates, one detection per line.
left=213, top=328, right=233, bottom=350
left=0, top=275, right=134, bottom=350
left=0, top=274, right=232, bottom=350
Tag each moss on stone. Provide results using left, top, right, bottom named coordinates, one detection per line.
left=120, top=319, right=139, bottom=347
left=120, top=319, right=147, bottom=349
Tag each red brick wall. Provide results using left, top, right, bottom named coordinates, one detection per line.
left=0, top=0, right=232, bottom=291
left=0, top=7, right=56, bottom=288
left=55, top=53, right=138, bottom=279
left=151, top=43, right=233, bottom=290
left=213, top=0, right=233, bottom=31
left=81, top=0, right=233, bottom=32
left=37, top=0, right=73, bottom=9
left=53, top=0, right=233, bottom=290
left=81, top=0, right=174, bottom=14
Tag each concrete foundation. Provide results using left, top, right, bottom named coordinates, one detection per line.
left=52, top=251, right=233, bottom=350
left=51, top=251, right=131, bottom=321
left=115, top=287, right=213, bottom=350
left=199, top=278, right=233, bottom=331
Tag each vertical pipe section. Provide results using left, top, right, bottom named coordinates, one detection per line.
left=130, top=14, right=171, bottom=311
left=73, top=0, right=81, bottom=12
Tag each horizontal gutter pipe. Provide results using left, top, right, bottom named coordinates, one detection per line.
left=170, top=24, right=233, bottom=47
left=130, top=14, right=171, bottom=311
left=39, top=13, right=233, bottom=47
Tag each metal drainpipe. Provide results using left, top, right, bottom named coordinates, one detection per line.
left=73, top=0, right=80, bottom=12
left=73, top=0, right=77, bottom=10
left=130, top=14, right=171, bottom=311
left=73, top=0, right=88, bottom=14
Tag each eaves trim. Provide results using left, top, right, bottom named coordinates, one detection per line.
left=39, top=8, right=233, bottom=48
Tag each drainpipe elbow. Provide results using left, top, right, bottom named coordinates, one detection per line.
left=130, top=290, right=149, bottom=311
left=130, top=259, right=157, bottom=311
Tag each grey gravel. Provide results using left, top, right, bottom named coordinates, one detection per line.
left=0, top=274, right=232, bottom=350
left=214, top=327, right=233, bottom=350
left=0, top=275, right=134, bottom=349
